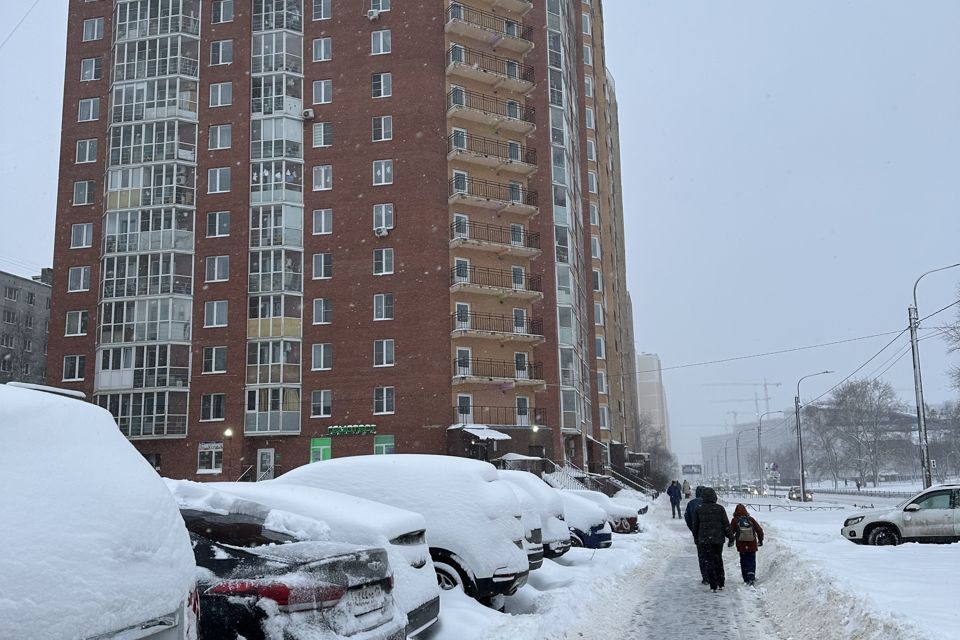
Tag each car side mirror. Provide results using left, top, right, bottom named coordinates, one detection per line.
left=904, top=504, right=920, bottom=512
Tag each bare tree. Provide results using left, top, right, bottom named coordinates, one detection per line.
left=804, top=404, right=845, bottom=488
left=831, top=379, right=902, bottom=487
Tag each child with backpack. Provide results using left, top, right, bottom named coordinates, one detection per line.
left=728, top=503, right=765, bottom=584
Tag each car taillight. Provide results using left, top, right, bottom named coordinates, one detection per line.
left=208, top=580, right=346, bottom=610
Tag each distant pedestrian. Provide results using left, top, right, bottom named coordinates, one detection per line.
left=666, top=480, right=682, bottom=518
left=729, top=504, right=765, bottom=585
left=684, top=486, right=708, bottom=584
left=682, top=479, right=691, bottom=499
left=856, top=480, right=861, bottom=492
left=691, top=487, right=733, bottom=592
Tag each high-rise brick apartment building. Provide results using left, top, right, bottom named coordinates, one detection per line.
left=48, top=0, right=638, bottom=481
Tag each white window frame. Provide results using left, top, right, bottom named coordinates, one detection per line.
left=311, top=389, right=332, bottom=417
left=210, top=39, right=234, bottom=65
left=207, top=211, right=230, bottom=237
left=82, top=17, right=104, bottom=41
left=312, top=298, right=332, bottom=325
left=63, top=355, right=86, bottom=381
left=312, top=208, right=333, bottom=234
left=312, top=252, right=332, bottom=279
left=65, top=311, right=88, bottom=336
left=373, top=203, right=394, bottom=230
left=374, top=386, right=395, bottom=415
left=313, top=122, right=332, bottom=147
left=67, top=266, right=91, bottom=292
left=212, top=0, right=234, bottom=23
left=80, top=57, right=102, bottom=82
left=204, top=300, right=229, bottom=327
left=313, top=37, right=332, bottom=62
left=311, top=343, right=332, bottom=371
left=202, top=346, right=228, bottom=374
left=372, top=159, right=393, bottom=185
left=70, top=223, right=94, bottom=248
left=372, top=115, right=392, bottom=142
left=373, top=338, right=395, bottom=367
left=205, top=255, right=230, bottom=282
left=200, top=393, right=226, bottom=421
left=208, top=124, right=232, bottom=150
left=313, top=79, right=333, bottom=104
left=372, top=72, right=392, bottom=98
left=210, top=82, right=233, bottom=107
left=76, top=138, right=97, bottom=163
left=73, top=180, right=95, bottom=205
left=78, top=98, right=100, bottom=122
left=208, top=167, right=231, bottom=193
left=371, top=30, right=391, bottom=55
left=373, top=248, right=394, bottom=275
left=373, top=293, right=394, bottom=321
left=197, top=442, right=224, bottom=473
left=312, top=164, right=333, bottom=191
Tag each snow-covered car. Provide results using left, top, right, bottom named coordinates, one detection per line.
left=177, top=490, right=405, bottom=640
left=274, top=455, right=529, bottom=606
left=0, top=383, right=198, bottom=640
left=554, top=490, right=613, bottom=548
left=498, top=470, right=571, bottom=558
left=170, top=480, right=440, bottom=638
left=840, top=484, right=960, bottom=546
left=788, top=486, right=814, bottom=502
left=567, top=489, right=639, bottom=533
left=503, top=481, right=545, bottom=571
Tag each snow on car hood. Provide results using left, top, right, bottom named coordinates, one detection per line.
left=555, top=490, right=608, bottom=531
left=0, top=385, right=196, bottom=640
left=568, top=490, right=637, bottom=519
left=499, top=470, right=569, bottom=545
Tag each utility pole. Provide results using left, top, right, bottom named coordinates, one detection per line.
left=796, top=371, right=832, bottom=500
left=757, top=410, right=783, bottom=494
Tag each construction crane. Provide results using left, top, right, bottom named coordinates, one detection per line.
left=703, top=379, right=783, bottom=416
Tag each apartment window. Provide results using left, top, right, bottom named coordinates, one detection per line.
left=592, top=269, right=602, bottom=292
left=373, top=293, right=394, bottom=320
left=208, top=167, right=231, bottom=193
left=373, top=203, right=394, bottom=230
left=312, top=208, right=332, bottom=234
left=591, top=236, right=601, bottom=259
left=73, top=180, right=95, bottom=205
left=312, top=252, right=332, bottom=279
left=197, top=442, right=223, bottom=473
left=372, top=116, right=392, bottom=142
left=313, top=37, right=332, bottom=61
left=2, top=310, right=15, bottom=324
left=27, top=292, right=35, bottom=305
left=311, top=343, right=332, bottom=370
left=312, top=298, right=332, bottom=324
left=582, top=12, right=591, bottom=34
left=211, top=40, right=234, bottom=65
left=374, top=435, right=395, bottom=455
left=587, top=139, right=596, bottom=161
left=373, top=248, right=394, bottom=275
left=599, top=405, right=609, bottom=430
left=583, top=44, right=593, bottom=65
left=76, top=138, right=97, bottom=163
left=65, top=311, right=88, bottom=336
left=0, top=334, right=12, bottom=346
left=82, top=17, right=104, bottom=41
left=371, top=73, right=392, bottom=98
left=371, top=0, right=390, bottom=10
left=313, top=79, right=332, bottom=104
left=208, top=124, right=232, bottom=150
left=586, top=107, right=595, bottom=130
left=372, top=160, right=393, bottom=185
left=204, top=300, right=229, bottom=327
left=595, top=336, right=605, bottom=360
left=594, top=302, right=604, bottom=325
left=201, top=393, right=226, bottom=421
left=3, top=287, right=18, bottom=302
left=24, top=315, right=33, bottom=329
left=63, top=355, right=86, bottom=381
left=313, top=122, right=332, bottom=147
left=374, top=339, right=395, bottom=367
left=205, top=255, right=230, bottom=282
left=70, top=223, right=94, bottom=248
left=590, top=202, right=599, bottom=226
left=312, top=165, right=333, bottom=191
left=67, top=266, right=91, bottom=292
left=374, top=386, right=395, bottom=415
left=210, top=82, right=232, bottom=107
left=80, top=57, right=102, bottom=81
left=516, top=396, right=530, bottom=425
left=203, top=346, right=228, bottom=374
left=212, top=0, right=234, bottom=23
left=207, top=211, right=230, bottom=237
left=313, top=0, right=330, bottom=20
left=588, top=171, right=598, bottom=194
left=597, top=370, right=607, bottom=394
left=78, top=98, right=99, bottom=122
left=311, top=389, right=332, bottom=417
left=371, top=30, right=391, bottom=55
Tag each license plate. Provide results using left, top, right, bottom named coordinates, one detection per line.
left=348, top=584, right=384, bottom=614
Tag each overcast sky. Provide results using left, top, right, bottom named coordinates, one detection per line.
left=2, top=1, right=959, bottom=465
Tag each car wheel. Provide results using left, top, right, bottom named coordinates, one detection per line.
left=434, top=561, right=465, bottom=591
left=867, top=525, right=901, bottom=546
left=569, top=533, right=584, bottom=548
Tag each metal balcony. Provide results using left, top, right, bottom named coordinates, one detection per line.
left=450, top=265, right=543, bottom=300
left=447, top=89, right=535, bottom=134
left=451, top=311, right=544, bottom=343
left=445, top=3, right=534, bottom=55
left=448, top=132, right=536, bottom=175
left=449, top=220, right=540, bottom=258
left=448, top=177, right=538, bottom=216
left=452, top=405, right=546, bottom=427
left=446, top=45, right=534, bottom=94
left=452, top=357, right=545, bottom=387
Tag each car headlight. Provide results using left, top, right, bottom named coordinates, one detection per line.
left=844, top=516, right=864, bottom=527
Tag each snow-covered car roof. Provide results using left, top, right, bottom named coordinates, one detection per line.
left=0, top=385, right=196, bottom=640
left=567, top=489, right=637, bottom=518
left=554, top=490, right=608, bottom=531
left=498, top=471, right=569, bottom=545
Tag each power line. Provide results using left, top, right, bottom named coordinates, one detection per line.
left=804, top=327, right=910, bottom=406
left=0, top=0, right=43, bottom=53
left=920, top=298, right=960, bottom=323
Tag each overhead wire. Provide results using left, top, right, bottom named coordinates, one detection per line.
left=0, top=0, right=43, bottom=53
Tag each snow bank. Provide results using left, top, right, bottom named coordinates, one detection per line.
left=0, top=385, right=196, bottom=640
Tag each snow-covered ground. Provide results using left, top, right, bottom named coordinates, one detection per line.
left=421, top=495, right=958, bottom=640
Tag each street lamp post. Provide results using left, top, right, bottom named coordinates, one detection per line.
left=735, top=430, right=746, bottom=487
left=909, top=263, right=960, bottom=489
left=757, top=410, right=784, bottom=494
left=796, top=371, right=832, bottom=500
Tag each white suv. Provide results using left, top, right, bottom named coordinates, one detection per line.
left=840, top=484, right=960, bottom=545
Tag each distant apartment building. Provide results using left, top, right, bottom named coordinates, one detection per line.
left=47, top=0, right=638, bottom=480
left=635, top=352, right=671, bottom=451
left=0, top=269, right=52, bottom=385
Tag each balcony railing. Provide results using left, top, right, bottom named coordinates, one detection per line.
left=446, top=3, right=534, bottom=42
left=446, top=45, right=534, bottom=83
left=450, top=265, right=542, bottom=292
left=453, top=357, right=543, bottom=380
left=452, top=405, right=546, bottom=426
left=451, top=311, right=543, bottom=336
left=447, top=88, right=535, bottom=124
left=448, top=132, right=536, bottom=165
left=449, top=177, right=538, bottom=207
left=449, top=220, right=540, bottom=249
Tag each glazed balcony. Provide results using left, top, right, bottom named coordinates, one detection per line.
left=452, top=405, right=546, bottom=427
left=450, top=265, right=543, bottom=300
left=447, top=89, right=535, bottom=134
left=451, top=311, right=544, bottom=344
left=448, top=176, right=538, bottom=216
left=448, top=132, right=537, bottom=175
left=446, top=3, right=534, bottom=55
left=446, top=45, right=535, bottom=94
left=452, top=357, right=545, bottom=387
left=449, top=220, right=540, bottom=258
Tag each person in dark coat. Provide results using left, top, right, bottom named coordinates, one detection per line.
left=729, top=503, right=765, bottom=584
left=683, top=486, right=708, bottom=584
left=691, top=487, right=733, bottom=591
left=666, top=480, right=682, bottom=518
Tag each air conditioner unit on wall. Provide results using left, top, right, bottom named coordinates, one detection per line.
left=302, top=108, right=315, bottom=120
left=367, top=9, right=380, bottom=20
left=374, top=227, right=389, bottom=238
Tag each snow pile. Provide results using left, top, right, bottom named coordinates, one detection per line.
left=0, top=385, right=196, bottom=640
left=553, top=489, right=608, bottom=532
left=567, top=489, right=637, bottom=519
left=499, top=470, right=569, bottom=546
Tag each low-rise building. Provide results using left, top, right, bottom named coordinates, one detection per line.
left=0, top=269, right=52, bottom=385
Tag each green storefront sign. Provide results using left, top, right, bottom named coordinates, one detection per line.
left=327, top=424, right=377, bottom=436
